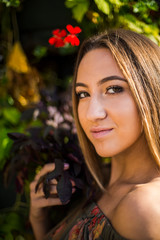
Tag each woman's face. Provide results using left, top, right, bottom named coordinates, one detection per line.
left=75, top=48, right=142, bottom=157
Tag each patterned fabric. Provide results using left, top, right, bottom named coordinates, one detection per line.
left=46, top=202, right=128, bottom=240
left=68, top=205, right=107, bottom=240
left=66, top=203, right=127, bottom=240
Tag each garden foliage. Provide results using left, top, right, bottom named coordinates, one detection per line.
left=0, top=0, right=160, bottom=239
left=65, top=0, right=160, bottom=44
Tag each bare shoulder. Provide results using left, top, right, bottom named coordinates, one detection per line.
left=112, top=177, right=160, bottom=240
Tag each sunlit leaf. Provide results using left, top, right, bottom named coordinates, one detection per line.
left=0, top=0, right=21, bottom=7
left=0, top=129, right=13, bottom=170
left=72, top=1, right=89, bottom=22
left=146, top=0, right=158, bottom=11
left=65, top=0, right=77, bottom=8
left=109, top=0, right=123, bottom=7
left=15, top=236, right=25, bottom=240
left=133, top=0, right=158, bottom=13
left=3, top=107, right=21, bottom=125
left=118, top=14, right=143, bottom=32
left=65, top=0, right=89, bottom=22
left=94, top=0, right=110, bottom=15
left=147, top=34, right=159, bottom=44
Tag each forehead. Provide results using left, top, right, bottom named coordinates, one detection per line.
left=76, top=48, right=124, bottom=82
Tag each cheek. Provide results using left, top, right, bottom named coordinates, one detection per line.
left=112, top=97, right=143, bottom=150
left=119, top=98, right=142, bottom=133
left=78, top=104, right=86, bottom=129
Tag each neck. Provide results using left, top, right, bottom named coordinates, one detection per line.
left=108, top=133, right=159, bottom=187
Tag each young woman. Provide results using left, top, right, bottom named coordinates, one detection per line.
left=29, top=29, right=160, bottom=240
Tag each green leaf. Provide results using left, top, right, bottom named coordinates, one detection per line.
left=1, top=212, right=24, bottom=232
left=72, top=2, right=89, bottom=22
left=30, top=119, right=42, bottom=127
left=0, top=0, right=21, bottom=7
left=33, top=46, right=47, bottom=59
left=108, top=0, right=123, bottom=7
left=94, top=0, right=110, bottom=15
left=147, top=34, right=158, bottom=44
left=0, top=212, right=21, bottom=234
left=15, top=236, right=25, bottom=240
left=133, top=0, right=158, bottom=13
left=103, top=157, right=111, bottom=164
left=0, top=129, right=13, bottom=170
left=5, top=233, right=13, bottom=240
left=3, top=107, right=21, bottom=125
left=65, top=0, right=89, bottom=22
left=65, top=0, right=77, bottom=8
left=146, top=0, right=158, bottom=11
left=118, top=14, right=143, bottom=33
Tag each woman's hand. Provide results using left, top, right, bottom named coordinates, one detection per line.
left=29, top=163, right=70, bottom=221
left=29, top=163, right=74, bottom=240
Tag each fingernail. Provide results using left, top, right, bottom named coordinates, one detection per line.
left=64, top=163, right=69, bottom=169
left=72, top=188, right=76, bottom=194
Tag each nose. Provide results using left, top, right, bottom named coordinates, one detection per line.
left=86, top=96, right=107, bottom=122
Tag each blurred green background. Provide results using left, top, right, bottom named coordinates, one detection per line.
left=0, top=0, right=160, bottom=239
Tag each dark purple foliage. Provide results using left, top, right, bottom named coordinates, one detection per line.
left=7, top=90, right=92, bottom=204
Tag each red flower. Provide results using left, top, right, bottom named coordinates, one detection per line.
left=65, top=35, right=80, bottom=46
left=54, top=38, right=65, bottom=48
left=52, top=29, right=67, bottom=38
left=66, top=24, right=82, bottom=34
left=49, top=37, right=65, bottom=47
left=52, top=29, right=60, bottom=36
left=48, top=37, right=56, bottom=45
left=49, top=24, right=81, bottom=48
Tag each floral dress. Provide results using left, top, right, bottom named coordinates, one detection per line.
left=45, top=202, right=128, bottom=240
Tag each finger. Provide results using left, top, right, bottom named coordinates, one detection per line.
left=45, top=185, right=57, bottom=195
left=64, top=163, right=69, bottom=170
left=72, top=187, right=76, bottom=194
left=30, top=180, right=37, bottom=192
left=30, top=179, right=75, bottom=197
left=31, top=197, right=62, bottom=208
left=50, top=179, right=57, bottom=185
left=70, top=180, right=76, bottom=187
left=34, top=163, right=70, bottom=181
left=31, top=182, right=58, bottom=198
left=30, top=180, right=45, bottom=197
left=30, top=180, right=57, bottom=199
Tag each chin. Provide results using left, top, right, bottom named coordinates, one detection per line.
left=93, top=143, right=124, bottom=158
left=94, top=146, right=113, bottom=158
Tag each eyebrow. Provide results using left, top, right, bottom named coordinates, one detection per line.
left=75, top=75, right=127, bottom=88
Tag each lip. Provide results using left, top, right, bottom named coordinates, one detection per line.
left=90, top=127, right=113, bottom=139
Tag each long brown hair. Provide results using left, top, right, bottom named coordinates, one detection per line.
left=72, top=29, right=160, bottom=190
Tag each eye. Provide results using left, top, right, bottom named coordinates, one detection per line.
left=76, top=91, right=90, bottom=99
left=106, top=85, right=124, bottom=94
